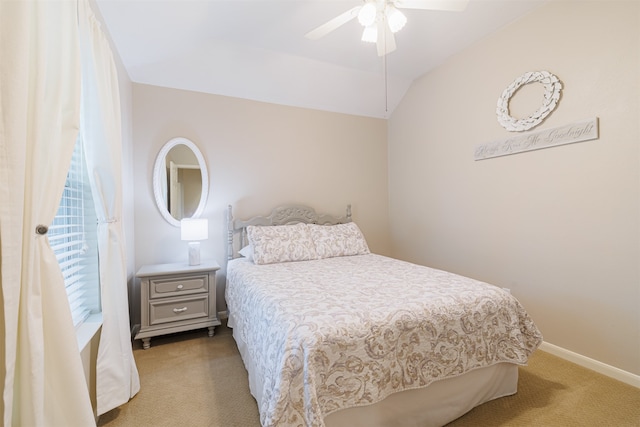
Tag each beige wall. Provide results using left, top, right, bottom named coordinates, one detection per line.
left=388, top=0, right=639, bottom=375
left=132, top=84, right=390, bottom=323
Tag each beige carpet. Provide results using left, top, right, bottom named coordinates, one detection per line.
left=98, top=322, right=640, bottom=427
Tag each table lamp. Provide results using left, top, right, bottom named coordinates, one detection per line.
left=180, top=218, right=208, bottom=266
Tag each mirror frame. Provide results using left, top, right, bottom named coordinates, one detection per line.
left=152, top=137, right=209, bottom=227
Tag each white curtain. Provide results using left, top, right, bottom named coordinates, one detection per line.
left=0, top=1, right=96, bottom=425
left=77, top=0, right=140, bottom=415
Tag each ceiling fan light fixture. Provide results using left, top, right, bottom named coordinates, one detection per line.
left=361, top=24, right=378, bottom=43
left=358, top=2, right=378, bottom=27
left=386, top=6, right=407, bottom=33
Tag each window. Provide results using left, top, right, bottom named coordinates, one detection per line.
left=49, top=135, right=101, bottom=328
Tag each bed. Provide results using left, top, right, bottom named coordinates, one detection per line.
left=225, top=204, right=542, bottom=427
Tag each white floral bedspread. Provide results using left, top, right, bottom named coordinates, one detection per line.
left=226, top=254, right=542, bottom=427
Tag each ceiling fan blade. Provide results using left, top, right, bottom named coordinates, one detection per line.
left=305, top=6, right=361, bottom=40
left=395, top=0, right=469, bottom=12
left=376, top=21, right=397, bottom=57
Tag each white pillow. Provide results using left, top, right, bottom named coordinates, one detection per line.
left=247, top=223, right=318, bottom=265
left=238, top=244, right=254, bottom=262
left=307, top=222, right=370, bottom=259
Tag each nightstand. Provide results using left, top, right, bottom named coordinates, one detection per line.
left=134, top=260, right=221, bottom=349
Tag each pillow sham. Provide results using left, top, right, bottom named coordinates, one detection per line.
left=307, top=222, right=370, bottom=259
left=247, top=223, right=318, bottom=265
left=238, top=244, right=254, bottom=262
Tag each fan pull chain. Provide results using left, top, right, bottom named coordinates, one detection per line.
left=384, top=26, right=388, bottom=114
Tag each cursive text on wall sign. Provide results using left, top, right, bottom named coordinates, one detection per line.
left=475, top=118, right=599, bottom=161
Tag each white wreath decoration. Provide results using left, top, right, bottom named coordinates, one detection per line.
left=496, top=70, right=562, bottom=132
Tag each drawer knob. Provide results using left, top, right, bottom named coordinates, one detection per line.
left=173, top=307, right=188, bottom=313
left=177, top=284, right=184, bottom=290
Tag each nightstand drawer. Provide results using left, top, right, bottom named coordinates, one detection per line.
left=150, top=274, right=208, bottom=299
left=136, top=260, right=221, bottom=349
left=149, top=295, right=208, bottom=325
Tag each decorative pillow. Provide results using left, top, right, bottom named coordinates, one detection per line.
left=308, top=222, right=370, bottom=259
left=247, top=223, right=318, bottom=265
left=238, top=244, right=254, bottom=262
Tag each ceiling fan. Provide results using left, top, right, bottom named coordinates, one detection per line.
left=305, top=0, right=469, bottom=56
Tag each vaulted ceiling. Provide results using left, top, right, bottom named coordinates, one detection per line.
left=96, top=0, right=546, bottom=118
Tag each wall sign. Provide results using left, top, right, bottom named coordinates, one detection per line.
left=496, top=71, right=562, bottom=132
left=475, top=118, right=599, bottom=161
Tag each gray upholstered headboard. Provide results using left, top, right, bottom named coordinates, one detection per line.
left=226, top=204, right=352, bottom=260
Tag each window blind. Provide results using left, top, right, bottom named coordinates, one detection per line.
left=49, top=135, right=100, bottom=327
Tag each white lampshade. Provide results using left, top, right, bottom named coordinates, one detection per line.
left=358, top=2, right=377, bottom=27
left=181, top=218, right=208, bottom=266
left=386, top=6, right=406, bottom=33
left=181, top=218, right=208, bottom=241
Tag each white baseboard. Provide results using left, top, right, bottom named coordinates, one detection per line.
left=539, top=341, right=640, bottom=389
left=217, top=310, right=228, bottom=320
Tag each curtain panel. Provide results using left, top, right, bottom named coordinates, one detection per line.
left=78, top=1, right=140, bottom=415
left=0, top=1, right=96, bottom=425
left=1, top=0, right=139, bottom=423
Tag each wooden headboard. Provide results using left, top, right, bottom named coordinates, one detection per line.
left=226, top=204, right=352, bottom=260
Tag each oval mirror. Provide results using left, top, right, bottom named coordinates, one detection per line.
left=153, top=137, right=209, bottom=227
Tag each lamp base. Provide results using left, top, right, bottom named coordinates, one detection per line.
left=188, top=241, right=201, bottom=266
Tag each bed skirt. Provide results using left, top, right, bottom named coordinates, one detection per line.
left=324, top=362, right=518, bottom=427
left=230, top=312, right=518, bottom=427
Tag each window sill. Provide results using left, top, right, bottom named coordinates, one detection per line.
left=77, top=313, right=103, bottom=352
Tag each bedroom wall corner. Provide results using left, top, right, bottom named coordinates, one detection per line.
left=387, top=0, right=640, bottom=376
left=88, top=0, right=137, bottom=331
left=86, top=0, right=137, bottom=415
left=117, top=60, right=137, bottom=334
left=108, top=20, right=137, bottom=333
